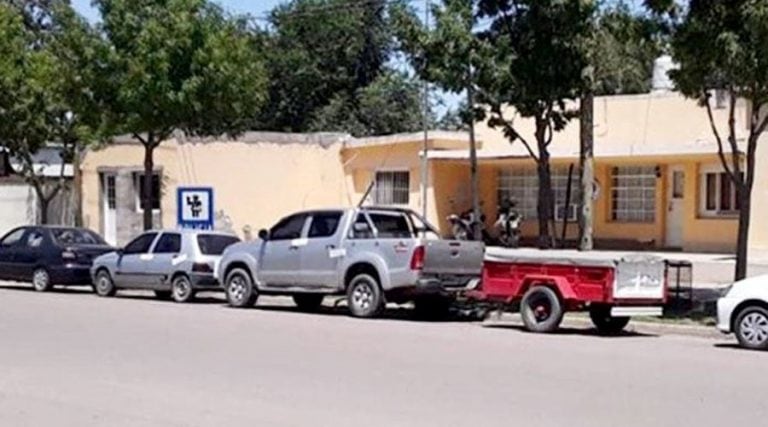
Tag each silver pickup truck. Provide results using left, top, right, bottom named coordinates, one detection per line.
left=217, top=207, right=484, bottom=318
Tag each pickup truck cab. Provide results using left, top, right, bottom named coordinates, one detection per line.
left=217, top=207, right=484, bottom=318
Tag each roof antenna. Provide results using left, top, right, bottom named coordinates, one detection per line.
left=358, top=180, right=375, bottom=207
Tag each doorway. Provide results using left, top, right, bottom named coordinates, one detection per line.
left=666, top=165, right=685, bottom=248
left=101, top=173, right=117, bottom=245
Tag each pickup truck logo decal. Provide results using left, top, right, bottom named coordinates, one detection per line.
left=394, top=242, right=409, bottom=253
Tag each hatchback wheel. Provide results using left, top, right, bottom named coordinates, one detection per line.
left=32, top=268, right=52, bottom=292
left=171, top=275, right=195, bottom=303
left=346, top=274, right=384, bottom=318
left=94, top=269, right=116, bottom=297
left=735, top=306, right=768, bottom=350
left=226, top=268, right=258, bottom=308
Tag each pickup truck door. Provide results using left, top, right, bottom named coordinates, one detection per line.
left=260, top=213, right=309, bottom=286
left=298, top=211, right=344, bottom=288
left=366, top=211, right=419, bottom=283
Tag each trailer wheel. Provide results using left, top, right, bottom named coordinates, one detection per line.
left=589, top=306, right=630, bottom=335
left=520, top=286, right=564, bottom=333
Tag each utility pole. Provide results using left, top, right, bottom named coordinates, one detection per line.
left=467, top=67, right=481, bottom=241
left=420, top=0, right=430, bottom=220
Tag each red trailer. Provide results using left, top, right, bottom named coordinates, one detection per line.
left=466, top=248, right=669, bottom=334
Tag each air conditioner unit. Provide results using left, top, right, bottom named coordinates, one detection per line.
left=555, top=203, right=578, bottom=222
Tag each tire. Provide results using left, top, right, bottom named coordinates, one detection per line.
left=94, top=269, right=116, bottom=297
left=32, top=268, right=52, bottom=292
left=171, top=275, right=196, bottom=303
left=734, top=306, right=768, bottom=350
left=589, top=305, right=630, bottom=335
left=225, top=268, right=258, bottom=308
left=520, top=286, right=564, bottom=333
left=293, top=294, right=324, bottom=311
left=413, top=296, right=454, bottom=320
left=154, top=290, right=172, bottom=300
left=346, top=273, right=384, bottom=318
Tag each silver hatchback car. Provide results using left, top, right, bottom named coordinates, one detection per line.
left=91, top=229, right=240, bottom=302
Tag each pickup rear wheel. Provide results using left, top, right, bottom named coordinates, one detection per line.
left=520, top=286, right=564, bottom=333
left=225, top=268, right=258, bottom=308
left=589, top=306, right=630, bottom=335
left=293, top=295, right=324, bottom=312
left=347, top=274, right=384, bottom=318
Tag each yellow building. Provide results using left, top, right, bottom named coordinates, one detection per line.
left=81, top=92, right=747, bottom=252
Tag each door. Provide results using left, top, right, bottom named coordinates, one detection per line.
left=115, top=232, right=159, bottom=287
left=260, top=213, right=308, bottom=286
left=14, top=228, right=47, bottom=280
left=101, top=173, right=117, bottom=245
left=145, top=232, right=183, bottom=289
left=666, top=165, right=685, bottom=248
left=367, top=210, right=418, bottom=282
left=299, top=211, right=344, bottom=288
left=0, top=227, right=28, bottom=280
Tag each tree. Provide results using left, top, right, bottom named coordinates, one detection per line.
left=476, top=0, right=595, bottom=247
left=94, top=0, right=268, bottom=230
left=0, top=1, right=106, bottom=224
left=256, top=0, right=427, bottom=136
left=669, top=0, right=768, bottom=280
left=578, top=3, right=665, bottom=250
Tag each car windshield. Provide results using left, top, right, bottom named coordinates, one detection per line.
left=197, top=234, right=240, bottom=255
left=52, top=228, right=106, bottom=246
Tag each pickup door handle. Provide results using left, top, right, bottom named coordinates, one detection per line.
left=326, top=244, right=335, bottom=250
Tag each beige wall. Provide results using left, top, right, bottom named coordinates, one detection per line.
left=749, top=133, right=768, bottom=258
left=81, top=139, right=349, bottom=239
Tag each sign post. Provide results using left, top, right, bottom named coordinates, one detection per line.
left=177, top=187, right=214, bottom=230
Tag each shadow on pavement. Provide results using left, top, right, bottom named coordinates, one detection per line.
left=712, top=343, right=767, bottom=353
left=114, top=293, right=225, bottom=305
left=0, top=284, right=94, bottom=295
left=482, top=323, right=658, bottom=338
left=251, top=302, right=480, bottom=323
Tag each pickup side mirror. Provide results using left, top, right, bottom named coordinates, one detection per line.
left=258, top=229, right=269, bottom=241
left=352, top=223, right=371, bottom=233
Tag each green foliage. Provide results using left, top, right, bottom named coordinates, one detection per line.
left=257, top=0, right=426, bottom=135
left=308, top=71, right=428, bottom=136
left=95, top=0, right=268, bottom=141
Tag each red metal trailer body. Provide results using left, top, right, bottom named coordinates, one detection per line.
left=468, top=248, right=669, bottom=334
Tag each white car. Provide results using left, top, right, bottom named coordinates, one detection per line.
left=717, top=275, right=768, bottom=350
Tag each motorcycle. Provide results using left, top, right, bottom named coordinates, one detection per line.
left=447, top=208, right=487, bottom=241
left=495, top=200, right=522, bottom=248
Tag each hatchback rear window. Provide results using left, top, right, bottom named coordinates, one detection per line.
left=197, top=234, right=240, bottom=255
left=52, top=228, right=105, bottom=245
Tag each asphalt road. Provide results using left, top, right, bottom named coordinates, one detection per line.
left=0, top=283, right=765, bottom=427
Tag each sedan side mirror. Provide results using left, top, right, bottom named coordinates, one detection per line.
left=258, top=229, right=269, bottom=241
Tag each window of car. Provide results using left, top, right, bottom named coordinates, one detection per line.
left=368, top=212, right=413, bottom=238
left=25, top=230, right=45, bottom=248
left=153, top=233, right=181, bottom=254
left=349, top=214, right=374, bottom=239
left=52, top=228, right=106, bottom=246
left=0, top=228, right=27, bottom=247
left=270, top=214, right=308, bottom=241
left=197, top=234, right=240, bottom=255
left=308, top=212, right=343, bottom=239
left=123, top=233, right=158, bottom=255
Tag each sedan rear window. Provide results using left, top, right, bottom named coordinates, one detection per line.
left=52, top=228, right=105, bottom=245
left=197, top=234, right=240, bottom=255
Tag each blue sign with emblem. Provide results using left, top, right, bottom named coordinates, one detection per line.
left=177, top=187, right=214, bottom=229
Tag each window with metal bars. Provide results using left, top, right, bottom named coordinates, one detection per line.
left=374, top=171, right=410, bottom=205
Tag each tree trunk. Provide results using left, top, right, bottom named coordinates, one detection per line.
left=579, top=91, right=594, bottom=251
left=142, top=135, right=155, bottom=231
left=72, top=142, right=83, bottom=227
left=535, top=117, right=553, bottom=248
left=467, top=82, right=481, bottom=241
left=38, top=196, right=50, bottom=225
left=735, top=187, right=750, bottom=281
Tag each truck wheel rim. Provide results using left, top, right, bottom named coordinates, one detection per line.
left=33, top=270, right=49, bottom=290
left=528, top=295, right=551, bottom=322
left=352, top=282, right=374, bottom=311
left=740, top=312, right=768, bottom=345
left=228, top=276, right=246, bottom=303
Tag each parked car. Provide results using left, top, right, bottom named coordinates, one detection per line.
left=717, top=275, right=768, bottom=350
left=91, top=229, right=240, bottom=303
left=217, top=207, right=484, bottom=318
left=0, top=226, right=114, bottom=291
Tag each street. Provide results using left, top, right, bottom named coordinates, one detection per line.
left=0, top=283, right=765, bottom=427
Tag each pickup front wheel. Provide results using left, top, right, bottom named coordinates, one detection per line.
left=347, top=274, right=384, bottom=318
left=225, top=268, right=258, bottom=308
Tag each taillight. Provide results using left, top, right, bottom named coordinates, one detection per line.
left=410, top=246, right=425, bottom=271
left=192, top=263, right=213, bottom=273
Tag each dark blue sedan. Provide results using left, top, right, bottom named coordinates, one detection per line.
left=0, top=226, right=115, bottom=291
